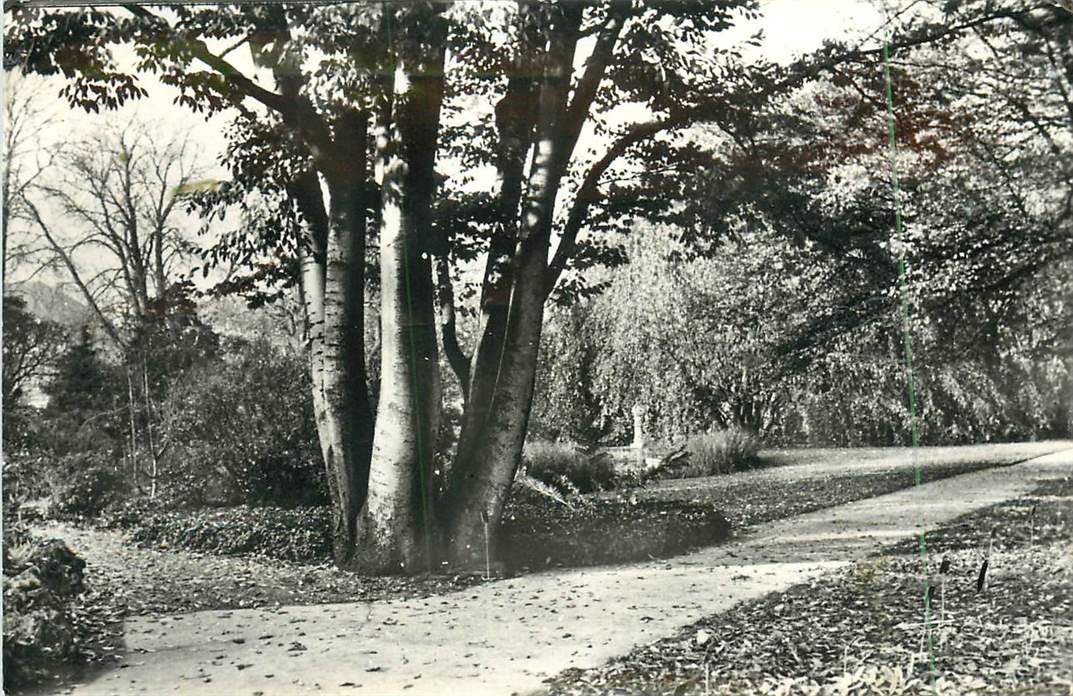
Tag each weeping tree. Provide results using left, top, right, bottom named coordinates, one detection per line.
left=7, top=0, right=1053, bottom=572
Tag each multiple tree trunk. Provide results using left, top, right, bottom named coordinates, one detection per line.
left=102, top=0, right=632, bottom=573
left=283, top=2, right=625, bottom=573
left=12, top=0, right=1063, bottom=573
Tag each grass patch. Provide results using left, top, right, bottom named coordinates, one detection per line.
left=543, top=473, right=1073, bottom=695
left=523, top=440, right=618, bottom=494
left=633, top=457, right=1025, bottom=534
left=680, top=429, right=762, bottom=477
left=645, top=428, right=763, bottom=481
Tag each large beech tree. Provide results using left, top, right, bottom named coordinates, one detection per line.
left=7, top=0, right=1055, bottom=572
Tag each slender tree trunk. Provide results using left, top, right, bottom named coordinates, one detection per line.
left=355, top=2, right=448, bottom=574
left=141, top=355, right=158, bottom=499
left=446, top=5, right=582, bottom=566
left=434, top=253, right=470, bottom=399
left=125, top=366, right=140, bottom=491
left=291, top=120, right=375, bottom=565
left=152, top=229, right=167, bottom=310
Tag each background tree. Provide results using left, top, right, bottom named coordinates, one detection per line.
left=12, top=117, right=216, bottom=496
left=24, top=123, right=203, bottom=345
left=1, top=294, right=66, bottom=405
left=1, top=294, right=68, bottom=506
left=2, top=71, right=62, bottom=280
left=9, top=0, right=1066, bottom=571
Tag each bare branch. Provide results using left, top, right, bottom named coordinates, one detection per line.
left=23, top=198, right=125, bottom=348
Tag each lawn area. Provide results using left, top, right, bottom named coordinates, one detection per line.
left=633, top=441, right=1069, bottom=533
left=752, top=442, right=1067, bottom=475
left=545, top=471, right=1073, bottom=695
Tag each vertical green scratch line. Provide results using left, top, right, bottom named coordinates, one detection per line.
left=883, top=39, right=936, bottom=691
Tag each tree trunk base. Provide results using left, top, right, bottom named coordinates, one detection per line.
left=346, top=506, right=441, bottom=576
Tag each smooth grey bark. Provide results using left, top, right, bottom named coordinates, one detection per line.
left=450, top=4, right=542, bottom=495
left=290, top=135, right=375, bottom=566
left=251, top=28, right=376, bottom=564
left=355, top=2, right=448, bottom=574
left=446, top=4, right=583, bottom=566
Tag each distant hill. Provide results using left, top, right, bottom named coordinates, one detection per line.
left=4, top=280, right=307, bottom=350
left=5, top=280, right=94, bottom=328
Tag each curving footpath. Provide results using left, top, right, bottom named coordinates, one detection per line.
left=49, top=447, right=1072, bottom=696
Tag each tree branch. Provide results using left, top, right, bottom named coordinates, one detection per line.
left=557, top=5, right=629, bottom=167
left=24, top=198, right=126, bottom=349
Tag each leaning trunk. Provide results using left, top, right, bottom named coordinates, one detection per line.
left=451, top=27, right=541, bottom=473
left=445, top=247, right=547, bottom=566
left=354, top=2, right=448, bottom=574
left=446, top=5, right=582, bottom=566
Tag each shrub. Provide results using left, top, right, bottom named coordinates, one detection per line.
left=683, top=427, right=761, bottom=476
left=651, top=427, right=761, bottom=480
left=157, top=340, right=326, bottom=507
left=522, top=441, right=617, bottom=494
left=127, top=505, right=332, bottom=563
left=2, top=526, right=88, bottom=691
left=49, top=455, right=128, bottom=520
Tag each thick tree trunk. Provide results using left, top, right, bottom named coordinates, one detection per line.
left=445, top=246, right=547, bottom=566
left=322, top=167, right=375, bottom=565
left=354, top=2, right=448, bottom=574
left=446, top=5, right=582, bottom=567
left=256, top=28, right=377, bottom=565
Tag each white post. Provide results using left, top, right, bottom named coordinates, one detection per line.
left=631, top=404, right=645, bottom=448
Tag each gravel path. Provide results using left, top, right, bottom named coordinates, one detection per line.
left=38, top=446, right=1072, bottom=696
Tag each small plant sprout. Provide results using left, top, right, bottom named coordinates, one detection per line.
left=1029, top=503, right=1037, bottom=546
left=695, top=629, right=713, bottom=694
left=977, top=526, right=998, bottom=593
